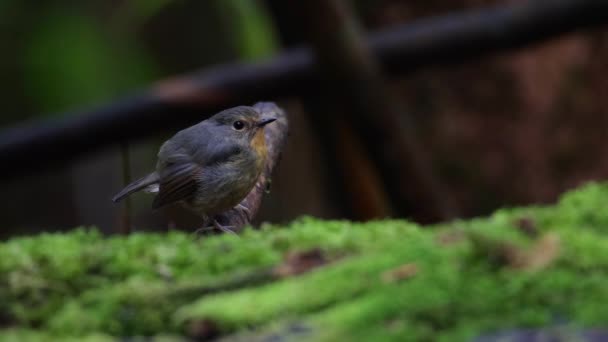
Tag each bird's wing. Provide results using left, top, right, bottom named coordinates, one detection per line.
left=112, top=172, right=160, bottom=203
left=152, top=161, right=203, bottom=209
left=152, top=125, right=244, bottom=209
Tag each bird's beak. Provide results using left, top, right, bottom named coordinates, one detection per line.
left=256, top=117, right=277, bottom=127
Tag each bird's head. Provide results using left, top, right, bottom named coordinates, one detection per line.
left=209, top=106, right=276, bottom=145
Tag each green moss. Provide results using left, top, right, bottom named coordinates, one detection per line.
left=1, top=182, right=608, bottom=340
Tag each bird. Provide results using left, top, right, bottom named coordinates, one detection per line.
left=112, top=105, right=277, bottom=233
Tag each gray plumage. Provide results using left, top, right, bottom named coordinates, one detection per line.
left=111, top=172, right=159, bottom=202
left=112, top=105, right=275, bottom=220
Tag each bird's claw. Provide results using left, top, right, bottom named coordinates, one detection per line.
left=192, top=219, right=238, bottom=236
left=236, top=204, right=251, bottom=221
left=212, top=219, right=238, bottom=235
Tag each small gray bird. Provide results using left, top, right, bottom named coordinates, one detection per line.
left=112, top=105, right=276, bottom=233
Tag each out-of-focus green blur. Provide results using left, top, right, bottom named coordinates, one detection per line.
left=0, top=0, right=278, bottom=124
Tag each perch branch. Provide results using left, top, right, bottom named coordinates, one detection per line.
left=214, top=102, right=289, bottom=231
left=0, top=0, right=606, bottom=179
left=266, top=0, right=396, bottom=220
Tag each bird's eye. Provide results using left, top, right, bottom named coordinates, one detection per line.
left=233, top=120, right=245, bottom=130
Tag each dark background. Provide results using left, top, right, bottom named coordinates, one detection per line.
left=1, top=0, right=607, bottom=237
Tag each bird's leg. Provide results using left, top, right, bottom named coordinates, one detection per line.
left=192, top=225, right=215, bottom=236
left=192, top=215, right=216, bottom=236
left=192, top=213, right=238, bottom=236
left=236, top=203, right=251, bottom=221
left=212, top=219, right=238, bottom=235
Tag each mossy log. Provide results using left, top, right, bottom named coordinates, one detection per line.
left=2, top=183, right=608, bottom=341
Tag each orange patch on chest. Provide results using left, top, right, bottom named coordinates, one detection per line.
left=251, top=129, right=268, bottom=168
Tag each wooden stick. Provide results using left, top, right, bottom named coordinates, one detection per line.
left=214, top=102, right=289, bottom=231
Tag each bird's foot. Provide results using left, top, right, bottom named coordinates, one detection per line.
left=192, top=214, right=239, bottom=236
left=192, top=225, right=214, bottom=237
left=236, top=203, right=251, bottom=221
left=192, top=221, right=238, bottom=236
left=212, top=219, right=238, bottom=235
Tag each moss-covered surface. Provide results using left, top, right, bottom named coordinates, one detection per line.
left=2, top=183, right=608, bottom=341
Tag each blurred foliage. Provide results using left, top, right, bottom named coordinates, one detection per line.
left=215, top=0, right=279, bottom=61
left=0, top=0, right=277, bottom=124
left=23, top=10, right=157, bottom=115
left=1, top=182, right=608, bottom=340
left=111, top=0, right=175, bottom=30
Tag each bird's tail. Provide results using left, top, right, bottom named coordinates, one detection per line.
left=112, top=172, right=160, bottom=203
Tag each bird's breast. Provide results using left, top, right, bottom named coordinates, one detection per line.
left=251, top=129, right=268, bottom=170
left=188, top=140, right=266, bottom=216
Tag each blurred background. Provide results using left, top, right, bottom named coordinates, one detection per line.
left=1, top=0, right=607, bottom=238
